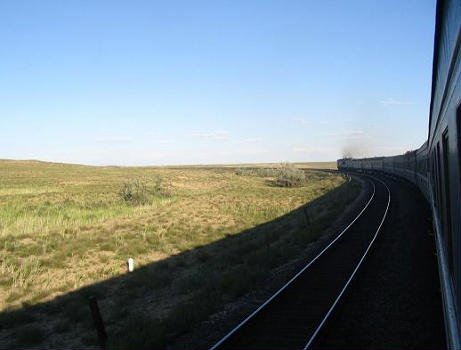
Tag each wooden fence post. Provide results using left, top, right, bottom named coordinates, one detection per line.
left=88, top=296, right=107, bottom=349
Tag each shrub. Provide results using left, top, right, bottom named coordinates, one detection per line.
left=118, top=177, right=170, bottom=206
left=234, top=168, right=247, bottom=176
left=234, top=164, right=304, bottom=186
left=274, top=162, right=305, bottom=187
left=256, top=168, right=279, bottom=177
left=234, top=167, right=278, bottom=177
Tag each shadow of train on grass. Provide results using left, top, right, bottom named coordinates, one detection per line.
left=0, top=176, right=363, bottom=349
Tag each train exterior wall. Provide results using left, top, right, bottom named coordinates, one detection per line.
left=427, top=0, right=461, bottom=348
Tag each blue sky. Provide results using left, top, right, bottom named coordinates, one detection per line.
left=0, top=0, right=436, bottom=165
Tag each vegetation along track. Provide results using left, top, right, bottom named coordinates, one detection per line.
left=210, top=175, right=391, bottom=350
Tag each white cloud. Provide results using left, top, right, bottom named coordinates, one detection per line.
left=191, top=131, right=229, bottom=140
left=244, top=137, right=263, bottom=142
left=97, top=137, right=132, bottom=144
left=153, top=139, right=176, bottom=144
left=295, top=118, right=309, bottom=125
left=380, top=97, right=414, bottom=105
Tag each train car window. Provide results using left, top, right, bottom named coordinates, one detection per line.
left=442, top=130, right=454, bottom=275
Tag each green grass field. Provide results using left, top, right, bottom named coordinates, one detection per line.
left=0, top=159, right=357, bottom=348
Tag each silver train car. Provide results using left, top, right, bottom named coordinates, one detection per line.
left=338, top=0, right=460, bottom=348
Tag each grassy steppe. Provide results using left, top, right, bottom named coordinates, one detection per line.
left=0, top=159, right=356, bottom=348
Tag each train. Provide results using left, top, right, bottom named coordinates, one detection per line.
left=337, top=0, right=460, bottom=348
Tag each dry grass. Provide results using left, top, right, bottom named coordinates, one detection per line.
left=0, top=159, right=356, bottom=349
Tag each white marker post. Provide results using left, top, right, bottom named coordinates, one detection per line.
left=127, top=258, right=134, bottom=272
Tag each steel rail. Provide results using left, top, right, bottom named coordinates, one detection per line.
left=303, top=175, right=391, bottom=349
left=210, top=175, right=376, bottom=350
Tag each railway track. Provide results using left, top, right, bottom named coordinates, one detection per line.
left=210, top=175, right=391, bottom=350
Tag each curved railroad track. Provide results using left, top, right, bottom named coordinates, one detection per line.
left=210, top=174, right=391, bottom=350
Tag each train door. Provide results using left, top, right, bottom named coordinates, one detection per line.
left=431, top=151, right=437, bottom=203
left=436, top=143, right=442, bottom=213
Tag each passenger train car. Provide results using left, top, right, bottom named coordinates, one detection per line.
left=338, top=0, right=460, bottom=348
